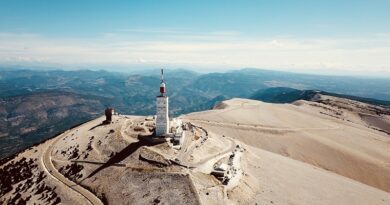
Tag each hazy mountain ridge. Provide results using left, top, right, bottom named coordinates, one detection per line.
left=250, top=87, right=390, bottom=106
left=252, top=88, right=390, bottom=134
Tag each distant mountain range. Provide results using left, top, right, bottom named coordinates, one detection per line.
left=250, top=87, right=390, bottom=106
left=0, top=67, right=389, bottom=159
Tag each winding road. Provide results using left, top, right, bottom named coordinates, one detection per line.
left=41, top=130, right=104, bottom=205
left=176, top=122, right=237, bottom=168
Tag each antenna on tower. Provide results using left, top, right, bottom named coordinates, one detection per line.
left=161, top=68, right=164, bottom=82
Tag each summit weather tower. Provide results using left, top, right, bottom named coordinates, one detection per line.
left=156, top=69, right=169, bottom=136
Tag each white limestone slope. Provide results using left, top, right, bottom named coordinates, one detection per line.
left=182, top=97, right=390, bottom=204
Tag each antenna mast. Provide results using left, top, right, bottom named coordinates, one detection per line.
left=159, top=68, right=166, bottom=96
left=161, top=68, right=164, bottom=82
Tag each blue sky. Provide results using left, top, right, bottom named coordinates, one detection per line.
left=0, top=0, right=389, bottom=75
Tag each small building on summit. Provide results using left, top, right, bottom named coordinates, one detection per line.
left=103, top=108, right=114, bottom=124
left=155, top=69, right=170, bottom=136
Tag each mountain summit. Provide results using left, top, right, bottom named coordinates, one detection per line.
left=1, top=92, right=389, bottom=204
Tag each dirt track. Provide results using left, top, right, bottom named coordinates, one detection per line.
left=42, top=128, right=103, bottom=205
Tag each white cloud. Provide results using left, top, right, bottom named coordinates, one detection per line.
left=0, top=31, right=389, bottom=76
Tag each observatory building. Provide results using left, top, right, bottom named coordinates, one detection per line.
left=156, top=69, right=170, bottom=136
